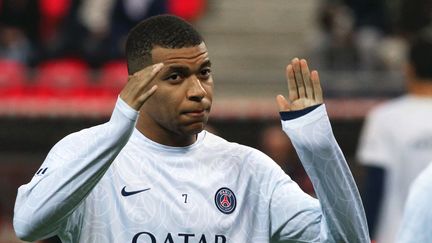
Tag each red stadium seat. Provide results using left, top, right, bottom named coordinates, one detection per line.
left=33, top=59, right=90, bottom=98
left=39, top=0, right=71, bottom=20
left=168, top=0, right=206, bottom=21
left=96, top=60, right=128, bottom=97
left=0, top=59, right=27, bottom=97
left=38, top=0, right=72, bottom=41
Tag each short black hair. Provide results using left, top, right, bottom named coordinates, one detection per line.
left=409, top=28, right=432, bottom=80
left=125, top=14, right=204, bottom=74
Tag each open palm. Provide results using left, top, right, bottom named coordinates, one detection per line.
left=276, top=58, right=323, bottom=111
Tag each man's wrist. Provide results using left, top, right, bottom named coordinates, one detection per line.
left=279, top=104, right=322, bottom=121
left=116, top=96, right=139, bottom=121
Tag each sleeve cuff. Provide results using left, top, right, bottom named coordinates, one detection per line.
left=115, top=96, right=139, bottom=121
left=279, top=104, right=322, bottom=121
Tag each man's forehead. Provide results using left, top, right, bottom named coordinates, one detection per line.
left=151, top=43, right=209, bottom=64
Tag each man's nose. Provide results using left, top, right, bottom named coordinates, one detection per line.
left=186, top=76, right=207, bottom=101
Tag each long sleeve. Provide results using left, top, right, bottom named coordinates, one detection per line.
left=13, top=97, right=138, bottom=242
left=280, top=104, right=369, bottom=242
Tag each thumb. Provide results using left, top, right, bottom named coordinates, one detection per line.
left=276, top=95, right=290, bottom=112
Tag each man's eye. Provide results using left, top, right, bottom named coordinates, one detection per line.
left=167, top=73, right=181, bottom=81
left=200, top=68, right=211, bottom=77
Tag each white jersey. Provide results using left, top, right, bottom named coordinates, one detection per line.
left=397, top=161, right=432, bottom=243
left=357, top=95, right=432, bottom=243
left=14, top=98, right=369, bottom=243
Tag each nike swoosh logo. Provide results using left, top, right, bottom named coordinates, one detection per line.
left=121, top=186, right=151, bottom=197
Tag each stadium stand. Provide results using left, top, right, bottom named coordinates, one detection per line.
left=33, top=58, right=90, bottom=98
left=0, top=59, right=26, bottom=97
left=95, top=60, right=128, bottom=97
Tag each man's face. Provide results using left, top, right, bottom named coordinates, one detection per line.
left=140, top=42, right=213, bottom=139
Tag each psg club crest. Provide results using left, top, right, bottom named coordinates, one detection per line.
left=214, top=187, right=236, bottom=214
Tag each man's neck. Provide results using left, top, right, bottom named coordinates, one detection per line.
left=408, top=80, right=432, bottom=97
left=135, top=120, right=197, bottom=147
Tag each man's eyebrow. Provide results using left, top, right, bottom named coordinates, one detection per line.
left=165, top=65, right=190, bottom=73
left=200, top=60, right=212, bottom=68
left=164, top=60, right=211, bottom=73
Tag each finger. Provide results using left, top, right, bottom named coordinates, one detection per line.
left=121, top=63, right=163, bottom=110
left=150, top=62, right=164, bottom=76
left=300, top=59, right=313, bottom=99
left=133, top=62, right=164, bottom=76
left=138, top=85, right=158, bottom=103
left=130, top=62, right=164, bottom=86
left=276, top=94, right=290, bottom=112
left=311, top=70, right=323, bottom=103
left=292, top=58, right=305, bottom=98
left=286, top=64, right=298, bottom=101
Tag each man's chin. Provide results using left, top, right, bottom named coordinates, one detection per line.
left=182, top=122, right=206, bottom=136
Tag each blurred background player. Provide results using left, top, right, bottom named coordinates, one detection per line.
left=357, top=27, right=432, bottom=243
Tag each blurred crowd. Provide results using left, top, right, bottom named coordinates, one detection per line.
left=0, top=0, right=206, bottom=68
left=312, top=0, right=432, bottom=71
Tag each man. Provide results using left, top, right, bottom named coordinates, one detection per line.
left=13, top=15, right=369, bottom=242
left=357, top=29, right=432, bottom=243
left=396, top=30, right=432, bottom=243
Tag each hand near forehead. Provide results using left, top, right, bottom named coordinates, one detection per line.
left=276, top=58, right=323, bottom=112
left=120, top=63, right=164, bottom=111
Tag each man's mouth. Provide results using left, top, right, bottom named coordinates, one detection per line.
left=183, top=109, right=207, bottom=117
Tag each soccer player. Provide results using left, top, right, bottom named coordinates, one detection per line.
left=357, top=29, right=432, bottom=243
left=13, top=15, right=369, bottom=242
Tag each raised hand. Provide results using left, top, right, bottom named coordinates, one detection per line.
left=276, top=58, right=323, bottom=112
left=119, top=63, right=164, bottom=111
